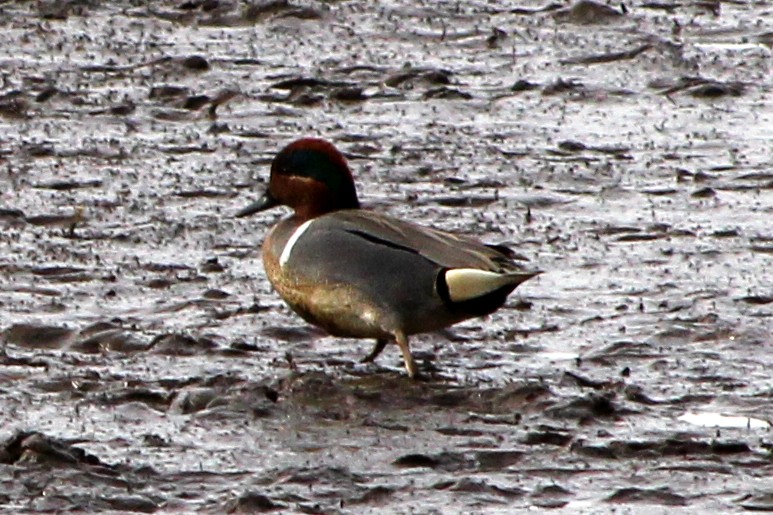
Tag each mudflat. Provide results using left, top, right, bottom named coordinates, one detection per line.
left=0, top=1, right=771, bottom=512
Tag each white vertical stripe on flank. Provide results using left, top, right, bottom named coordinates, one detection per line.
left=279, top=219, right=314, bottom=268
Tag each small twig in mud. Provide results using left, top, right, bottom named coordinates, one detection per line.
left=24, top=206, right=85, bottom=238
left=208, top=89, right=241, bottom=119
left=560, top=44, right=653, bottom=65
left=285, top=351, right=297, bottom=372
left=80, top=56, right=173, bottom=74
left=655, top=76, right=745, bottom=98
left=510, top=3, right=563, bottom=15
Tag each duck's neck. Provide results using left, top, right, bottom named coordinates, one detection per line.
left=294, top=202, right=359, bottom=221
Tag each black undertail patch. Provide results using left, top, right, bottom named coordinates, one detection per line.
left=435, top=267, right=452, bottom=304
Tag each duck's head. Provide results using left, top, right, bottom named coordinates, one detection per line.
left=237, top=138, right=360, bottom=220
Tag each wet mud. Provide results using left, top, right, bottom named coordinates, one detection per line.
left=0, top=0, right=771, bottom=512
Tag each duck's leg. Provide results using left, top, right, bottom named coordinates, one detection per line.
left=394, top=330, right=418, bottom=379
left=361, top=338, right=388, bottom=363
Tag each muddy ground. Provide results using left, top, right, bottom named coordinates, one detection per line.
left=0, top=0, right=771, bottom=512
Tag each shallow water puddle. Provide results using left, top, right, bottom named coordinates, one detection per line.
left=679, top=412, right=771, bottom=431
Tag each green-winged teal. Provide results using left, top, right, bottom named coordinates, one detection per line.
left=237, top=138, right=540, bottom=378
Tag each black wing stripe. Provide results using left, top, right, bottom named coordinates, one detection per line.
left=345, top=229, right=421, bottom=256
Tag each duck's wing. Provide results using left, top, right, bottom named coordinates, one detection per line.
left=328, top=210, right=534, bottom=274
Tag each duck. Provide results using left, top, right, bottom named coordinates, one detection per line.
left=237, top=138, right=540, bottom=378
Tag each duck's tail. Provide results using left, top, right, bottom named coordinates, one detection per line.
left=442, top=268, right=541, bottom=303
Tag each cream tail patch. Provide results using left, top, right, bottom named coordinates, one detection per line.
left=279, top=219, right=314, bottom=268
left=444, top=268, right=514, bottom=302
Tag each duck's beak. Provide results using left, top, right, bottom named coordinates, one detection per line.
left=236, top=190, right=279, bottom=218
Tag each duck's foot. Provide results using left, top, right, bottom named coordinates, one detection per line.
left=360, top=338, right=388, bottom=363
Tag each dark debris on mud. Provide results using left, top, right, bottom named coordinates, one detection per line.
left=1, top=0, right=772, bottom=512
